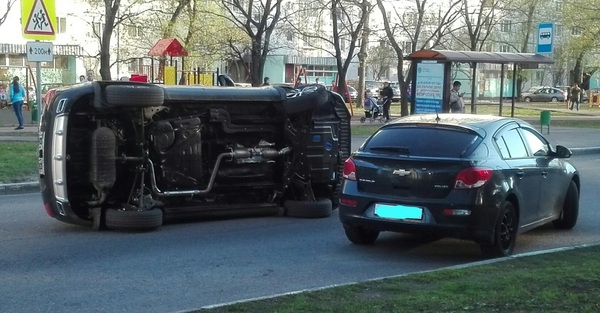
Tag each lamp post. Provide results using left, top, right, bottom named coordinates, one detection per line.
left=357, top=1, right=370, bottom=109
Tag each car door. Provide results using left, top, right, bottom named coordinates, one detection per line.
left=494, top=125, right=541, bottom=226
left=519, top=127, right=563, bottom=220
left=531, top=89, right=544, bottom=102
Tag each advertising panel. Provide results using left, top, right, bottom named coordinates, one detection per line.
left=414, top=62, right=444, bottom=114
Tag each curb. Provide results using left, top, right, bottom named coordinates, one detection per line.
left=571, top=147, right=600, bottom=155
left=0, top=181, right=40, bottom=195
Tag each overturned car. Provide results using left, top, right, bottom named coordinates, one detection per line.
left=39, top=81, right=351, bottom=231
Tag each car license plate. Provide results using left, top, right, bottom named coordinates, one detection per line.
left=374, top=204, right=423, bottom=220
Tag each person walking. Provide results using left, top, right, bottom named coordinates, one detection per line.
left=8, top=76, right=25, bottom=130
left=570, top=83, right=581, bottom=111
left=379, top=81, right=394, bottom=122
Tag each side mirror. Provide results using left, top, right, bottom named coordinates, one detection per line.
left=555, top=145, right=572, bottom=158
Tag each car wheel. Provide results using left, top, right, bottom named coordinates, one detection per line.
left=553, top=181, right=579, bottom=229
left=282, top=85, right=329, bottom=114
left=524, top=97, right=531, bottom=102
left=284, top=198, right=332, bottom=218
left=343, top=224, right=379, bottom=245
left=105, top=205, right=163, bottom=231
left=94, top=82, right=164, bottom=110
left=551, top=97, right=558, bottom=102
left=480, top=201, right=517, bottom=258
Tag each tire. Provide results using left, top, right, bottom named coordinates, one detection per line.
left=480, top=201, right=517, bottom=258
left=284, top=198, right=332, bottom=218
left=95, top=82, right=164, bottom=110
left=551, top=97, right=558, bottom=102
left=283, top=85, right=330, bottom=114
left=105, top=206, right=163, bottom=231
left=343, top=224, right=379, bottom=245
left=524, top=97, right=532, bottom=102
left=553, top=181, right=579, bottom=229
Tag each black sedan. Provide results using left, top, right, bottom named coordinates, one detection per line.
left=338, top=114, right=580, bottom=257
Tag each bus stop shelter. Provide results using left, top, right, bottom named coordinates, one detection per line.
left=406, top=50, right=553, bottom=116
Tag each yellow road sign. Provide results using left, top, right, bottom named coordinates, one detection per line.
left=21, top=0, right=56, bottom=40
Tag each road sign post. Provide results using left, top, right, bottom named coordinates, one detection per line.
left=537, top=22, right=554, bottom=54
left=22, top=0, right=56, bottom=123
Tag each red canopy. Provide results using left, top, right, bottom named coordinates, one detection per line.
left=148, top=38, right=188, bottom=57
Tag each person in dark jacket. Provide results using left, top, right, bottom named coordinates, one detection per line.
left=379, top=82, right=394, bottom=122
left=262, top=77, right=270, bottom=86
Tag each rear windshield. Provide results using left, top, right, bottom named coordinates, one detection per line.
left=363, top=126, right=481, bottom=158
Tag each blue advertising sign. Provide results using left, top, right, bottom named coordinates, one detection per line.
left=537, top=22, right=553, bottom=53
left=414, top=62, right=444, bottom=114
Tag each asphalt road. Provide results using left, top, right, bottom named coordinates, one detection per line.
left=1, top=154, right=600, bottom=313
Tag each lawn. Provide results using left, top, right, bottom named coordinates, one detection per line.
left=196, top=244, right=600, bottom=312
left=0, top=142, right=38, bottom=184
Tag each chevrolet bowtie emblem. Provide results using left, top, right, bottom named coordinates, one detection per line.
left=392, top=169, right=411, bottom=176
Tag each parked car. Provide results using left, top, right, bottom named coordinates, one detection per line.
left=338, top=114, right=579, bottom=257
left=365, top=81, right=382, bottom=98
left=522, top=87, right=566, bottom=102
left=39, top=79, right=351, bottom=231
left=347, top=86, right=359, bottom=102
left=325, top=85, right=358, bottom=103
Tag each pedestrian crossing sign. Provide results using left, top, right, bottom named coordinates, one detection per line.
left=21, top=0, right=56, bottom=40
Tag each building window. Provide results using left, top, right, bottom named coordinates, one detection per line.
left=0, top=54, right=6, bottom=66
left=402, top=41, right=412, bottom=54
left=56, top=17, right=67, bottom=34
left=555, top=24, right=563, bottom=37
left=535, top=71, right=544, bottom=81
left=500, top=45, right=511, bottom=53
left=286, top=30, right=293, bottom=41
left=92, top=22, right=105, bottom=36
left=572, top=27, right=581, bottom=36
left=9, top=55, right=23, bottom=66
left=55, top=56, right=68, bottom=69
left=500, top=20, right=511, bottom=32
left=127, top=25, right=142, bottom=37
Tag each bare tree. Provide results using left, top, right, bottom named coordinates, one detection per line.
left=286, top=0, right=370, bottom=97
left=218, top=0, right=284, bottom=86
left=83, top=0, right=150, bottom=80
left=0, top=0, right=16, bottom=27
left=376, top=0, right=461, bottom=116
left=455, top=0, right=503, bottom=51
left=366, top=44, right=395, bottom=80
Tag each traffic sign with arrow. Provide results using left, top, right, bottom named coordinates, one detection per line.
left=26, top=41, right=54, bottom=62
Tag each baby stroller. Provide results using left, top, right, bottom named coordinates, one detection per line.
left=360, top=97, right=384, bottom=123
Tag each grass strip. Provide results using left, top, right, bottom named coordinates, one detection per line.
left=197, top=245, right=600, bottom=313
left=0, top=142, right=38, bottom=183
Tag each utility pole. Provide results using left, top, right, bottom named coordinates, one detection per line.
left=357, top=0, right=370, bottom=109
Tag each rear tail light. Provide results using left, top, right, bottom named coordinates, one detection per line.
left=454, top=167, right=493, bottom=189
left=343, top=158, right=356, bottom=181
left=339, top=198, right=357, bottom=207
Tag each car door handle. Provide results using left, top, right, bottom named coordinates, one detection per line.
left=516, top=170, right=524, bottom=179
left=541, top=171, right=548, bottom=178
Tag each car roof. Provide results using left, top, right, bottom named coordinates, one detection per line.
left=384, top=113, right=526, bottom=137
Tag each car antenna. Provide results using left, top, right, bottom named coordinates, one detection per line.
left=435, top=111, right=441, bottom=123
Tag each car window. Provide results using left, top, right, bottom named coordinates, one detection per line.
left=496, top=128, right=528, bottom=159
left=363, top=126, right=482, bottom=158
left=520, top=128, right=549, bottom=156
